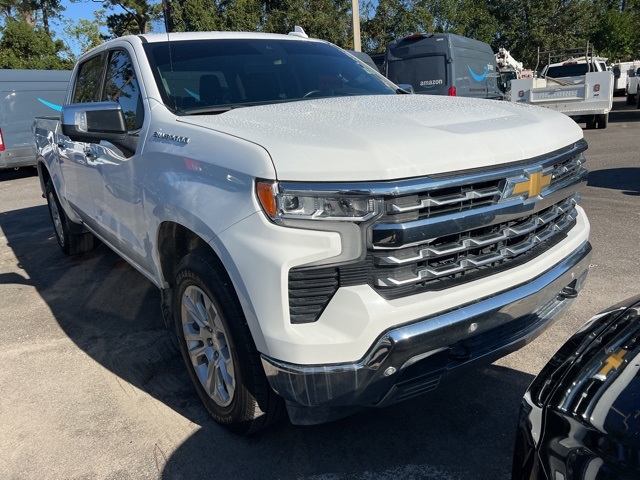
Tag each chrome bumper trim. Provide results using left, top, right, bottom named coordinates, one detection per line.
left=262, top=241, right=592, bottom=424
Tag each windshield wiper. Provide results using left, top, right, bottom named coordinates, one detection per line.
left=182, top=104, right=248, bottom=115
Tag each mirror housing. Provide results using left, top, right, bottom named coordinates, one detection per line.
left=61, top=102, right=127, bottom=143
left=397, top=83, right=415, bottom=94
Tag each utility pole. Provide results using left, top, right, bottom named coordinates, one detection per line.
left=352, top=0, right=361, bottom=51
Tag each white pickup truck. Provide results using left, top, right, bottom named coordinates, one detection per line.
left=626, top=66, right=640, bottom=106
left=510, top=57, right=613, bottom=129
left=34, top=31, right=592, bottom=434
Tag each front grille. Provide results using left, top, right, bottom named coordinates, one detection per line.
left=385, top=179, right=502, bottom=223
left=373, top=196, right=578, bottom=295
left=384, top=152, right=585, bottom=223
left=287, top=143, right=587, bottom=322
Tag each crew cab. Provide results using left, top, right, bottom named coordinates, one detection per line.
left=34, top=31, right=592, bottom=434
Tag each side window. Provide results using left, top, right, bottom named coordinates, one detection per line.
left=103, top=50, right=144, bottom=131
left=72, top=55, right=104, bottom=103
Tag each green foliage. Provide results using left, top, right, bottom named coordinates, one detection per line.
left=173, top=0, right=222, bottom=31
left=263, top=0, right=352, bottom=46
left=99, top=0, right=162, bottom=36
left=173, top=0, right=352, bottom=47
left=0, top=18, right=72, bottom=68
left=1, top=0, right=639, bottom=73
left=361, top=0, right=434, bottom=52
left=590, top=1, right=640, bottom=60
left=63, top=10, right=107, bottom=57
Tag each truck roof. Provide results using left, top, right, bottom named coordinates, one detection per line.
left=0, top=69, right=71, bottom=82
left=137, top=31, right=324, bottom=43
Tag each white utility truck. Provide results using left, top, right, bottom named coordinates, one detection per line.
left=626, top=65, right=640, bottom=106
left=34, top=31, right=592, bottom=434
left=510, top=46, right=613, bottom=129
left=611, top=60, right=640, bottom=99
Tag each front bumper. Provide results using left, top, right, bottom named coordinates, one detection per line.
left=262, top=240, right=592, bottom=425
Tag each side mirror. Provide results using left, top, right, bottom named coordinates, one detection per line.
left=61, top=102, right=127, bottom=143
left=396, top=83, right=415, bottom=94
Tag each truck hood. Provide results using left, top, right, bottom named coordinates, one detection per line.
left=177, top=95, right=583, bottom=182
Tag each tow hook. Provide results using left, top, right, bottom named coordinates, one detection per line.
left=559, top=281, right=578, bottom=299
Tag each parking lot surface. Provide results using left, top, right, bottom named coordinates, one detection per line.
left=1, top=97, right=638, bottom=479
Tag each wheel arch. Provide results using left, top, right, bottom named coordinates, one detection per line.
left=156, top=221, right=268, bottom=354
left=37, top=161, right=51, bottom=196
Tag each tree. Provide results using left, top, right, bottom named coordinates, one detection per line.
left=589, top=0, right=640, bottom=60
left=361, top=0, right=434, bottom=52
left=0, top=0, right=64, bottom=34
left=173, top=0, right=221, bottom=31
left=0, top=18, right=72, bottom=68
left=99, top=0, right=162, bottom=36
left=263, top=0, right=352, bottom=46
left=63, top=9, right=107, bottom=57
left=488, top=0, right=594, bottom=69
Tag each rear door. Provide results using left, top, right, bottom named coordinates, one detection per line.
left=386, top=35, right=450, bottom=96
left=59, top=53, right=106, bottom=222
left=454, top=51, right=500, bottom=99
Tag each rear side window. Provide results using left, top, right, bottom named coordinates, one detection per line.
left=387, top=55, right=447, bottom=95
left=72, top=55, right=104, bottom=103
left=103, top=50, right=144, bottom=131
left=546, top=64, right=589, bottom=78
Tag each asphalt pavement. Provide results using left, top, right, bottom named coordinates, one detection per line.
left=0, top=96, right=638, bottom=480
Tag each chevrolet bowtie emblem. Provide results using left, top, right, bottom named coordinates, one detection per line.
left=593, top=348, right=628, bottom=381
left=511, top=171, right=552, bottom=198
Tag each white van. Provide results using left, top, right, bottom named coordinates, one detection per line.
left=0, top=69, right=70, bottom=169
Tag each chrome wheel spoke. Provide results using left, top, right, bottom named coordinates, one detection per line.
left=183, top=292, right=207, bottom=330
left=181, top=284, right=236, bottom=408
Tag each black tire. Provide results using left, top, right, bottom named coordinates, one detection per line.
left=45, top=179, right=98, bottom=255
left=596, top=113, right=608, bottom=129
left=173, top=249, right=285, bottom=434
left=637, top=92, right=640, bottom=109
left=585, top=116, right=597, bottom=129
left=626, top=93, right=635, bottom=105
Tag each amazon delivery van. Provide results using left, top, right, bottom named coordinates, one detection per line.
left=384, top=33, right=502, bottom=99
left=0, top=69, right=70, bottom=169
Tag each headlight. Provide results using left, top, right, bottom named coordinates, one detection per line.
left=256, top=180, right=381, bottom=223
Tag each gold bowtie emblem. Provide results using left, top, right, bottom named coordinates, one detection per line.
left=512, top=171, right=552, bottom=198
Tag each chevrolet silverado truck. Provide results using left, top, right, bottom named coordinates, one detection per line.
left=34, top=31, right=592, bottom=434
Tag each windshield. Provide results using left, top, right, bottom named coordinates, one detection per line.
left=143, top=39, right=397, bottom=113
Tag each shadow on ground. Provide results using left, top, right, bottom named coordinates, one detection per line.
left=162, top=364, right=532, bottom=479
left=588, top=168, right=640, bottom=196
left=0, top=203, right=532, bottom=479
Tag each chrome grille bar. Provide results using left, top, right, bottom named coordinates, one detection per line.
left=375, top=199, right=578, bottom=288
left=390, top=186, right=502, bottom=213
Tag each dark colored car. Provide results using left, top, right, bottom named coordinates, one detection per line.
left=512, top=295, right=640, bottom=479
